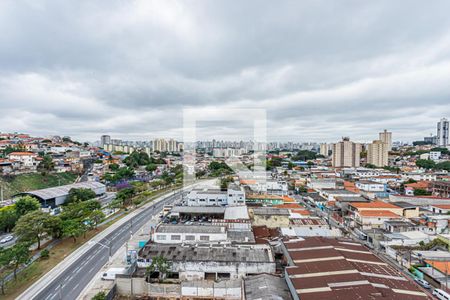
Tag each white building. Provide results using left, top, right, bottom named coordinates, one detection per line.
left=379, top=129, right=392, bottom=151
left=186, top=187, right=245, bottom=206
left=437, top=118, right=449, bottom=146
left=153, top=225, right=228, bottom=244
left=7, top=152, right=38, bottom=168
left=139, top=243, right=275, bottom=281
left=430, top=151, right=441, bottom=161
left=355, top=180, right=386, bottom=192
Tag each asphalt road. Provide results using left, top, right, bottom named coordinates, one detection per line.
left=32, top=191, right=183, bottom=300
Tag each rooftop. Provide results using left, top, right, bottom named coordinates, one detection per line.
left=244, top=274, right=292, bottom=300
left=322, top=189, right=360, bottom=195
left=350, top=201, right=400, bottom=210
left=139, top=243, right=274, bottom=263
left=17, top=181, right=105, bottom=201
left=252, top=207, right=290, bottom=216
left=283, top=237, right=428, bottom=300
left=171, top=206, right=226, bottom=214
left=357, top=210, right=401, bottom=218
left=155, top=224, right=226, bottom=234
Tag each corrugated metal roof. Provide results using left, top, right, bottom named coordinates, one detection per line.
left=19, top=181, right=105, bottom=200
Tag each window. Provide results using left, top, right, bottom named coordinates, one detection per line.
left=200, top=235, right=210, bottom=241
left=199, top=199, right=206, bottom=202
left=209, top=199, right=215, bottom=202
left=185, top=235, right=195, bottom=240
left=156, top=235, right=166, bottom=240
left=171, top=235, right=181, bottom=240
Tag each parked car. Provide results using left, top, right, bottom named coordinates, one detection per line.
left=0, top=235, right=14, bottom=244
left=414, top=278, right=431, bottom=289
left=433, top=289, right=450, bottom=300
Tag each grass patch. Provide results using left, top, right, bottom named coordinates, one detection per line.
left=0, top=172, right=78, bottom=199
left=1, top=226, right=108, bottom=299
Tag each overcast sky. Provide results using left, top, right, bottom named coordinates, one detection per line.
left=1, top=1, right=450, bottom=143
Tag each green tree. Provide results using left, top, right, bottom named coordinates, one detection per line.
left=14, top=210, right=51, bottom=249
left=435, top=161, right=450, bottom=172
left=87, top=210, right=104, bottom=230
left=109, top=163, right=119, bottom=171
left=62, top=220, right=84, bottom=243
left=414, top=189, right=432, bottom=196
left=145, top=255, right=171, bottom=282
left=0, top=248, right=11, bottom=294
left=416, top=159, right=436, bottom=169
left=14, top=196, right=41, bottom=217
left=91, top=291, right=107, bottom=300
left=292, top=150, right=317, bottom=161
left=37, top=154, right=55, bottom=175
left=220, top=176, right=234, bottom=190
left=365, top=163, right=377, bottom=169
left=146, top=163, right=157, bottom=172
left=44, top=215, right=63, bottom=239
left=113, top=188, right=136, bottom=208
left=66, top=188, right=96, bottom=204
left=2, top=145, right=26, bottom=157
left=124, top=151, right=151, bottom=168
left=0, top=205, right=18, bottom=232
left=8, top=243, right=31, bottom=280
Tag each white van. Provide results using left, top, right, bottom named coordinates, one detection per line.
left=101, top=267, right=128, bottom=280
left=433, top=289, right=450, bottom=300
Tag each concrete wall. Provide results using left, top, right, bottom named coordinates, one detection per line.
left=116, top=277, right=181, bottom=298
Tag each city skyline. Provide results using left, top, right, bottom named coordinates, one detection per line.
left=1, top=1, right=450, bottom=141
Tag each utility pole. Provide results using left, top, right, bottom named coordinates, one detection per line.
left=0, top=184, right=3, bottom=203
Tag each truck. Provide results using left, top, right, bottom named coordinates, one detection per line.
left=101, top=267, right=128, bottom=280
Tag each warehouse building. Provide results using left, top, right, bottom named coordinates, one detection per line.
left=16, top=181, right=106, bottom=207
left=281, top=237, right=428, bottom=300
left=138, top=243, right=275, bottom=281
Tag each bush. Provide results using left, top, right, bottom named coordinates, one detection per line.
left=92, top=291, right=107, bottom=300
left=40, top=249, right=50, bottom=259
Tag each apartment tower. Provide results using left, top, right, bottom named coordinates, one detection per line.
left=332, top=137, right=361, bottom=167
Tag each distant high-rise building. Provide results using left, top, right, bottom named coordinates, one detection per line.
left=101, top=135, right=111, bottom=147
left=424, top=135, right=437, bottom=145
left=367, top=140, right=389, bottom=167
left=319, top=143, right=330, bottom=157
left=153, top=138, right=167, bottom=152
left=379, top=129, right=392, bottom=151
left=332, top=137, right=361, bottom=168
left=437, top=118, right=449, bottom=146
left=167, top=139, right=177, bottom=152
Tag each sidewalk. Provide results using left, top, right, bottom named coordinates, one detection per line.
left=17, top=180, right=210, bottom=300
left=16, top=188, right=177, bottom=300
left=78, top=209, right=161, bottom=299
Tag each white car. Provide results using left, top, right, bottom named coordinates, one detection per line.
left=414, top=278, right=431, bottom=289
left=0, top=235, right=14, bottom=244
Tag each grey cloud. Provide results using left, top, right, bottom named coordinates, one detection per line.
left=1, top=0, right=450, bottom=142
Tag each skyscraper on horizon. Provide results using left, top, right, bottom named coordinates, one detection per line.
left=379, top=129, right=392, bottom=151
left=332, top=137, right=361, bottom=168
left=367, top=140, right=389, bottom=167
left=437, top=118, right=449, bottom=146
left=100, top=135, right=111, bottom=147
